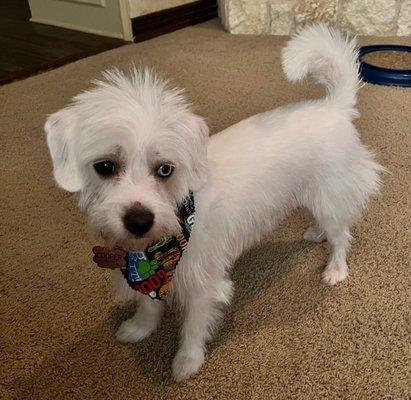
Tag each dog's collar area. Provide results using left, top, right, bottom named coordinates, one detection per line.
left=92, top=192, right=195, bottom=300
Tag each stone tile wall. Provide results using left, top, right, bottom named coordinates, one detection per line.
left=218, top=0, right=411, bottom=36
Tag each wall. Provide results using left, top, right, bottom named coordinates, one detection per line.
left=128, top=0, right=197, bottom=18
left=219, top=0, right=411, bottom=36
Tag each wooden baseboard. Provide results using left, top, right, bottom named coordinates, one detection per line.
left=131, top=0, right=218, bottom=43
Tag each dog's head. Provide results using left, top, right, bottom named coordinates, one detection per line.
left=45, top=68, right=209, bottom=250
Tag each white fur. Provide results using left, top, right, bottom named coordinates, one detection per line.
left=45, top=25, right=384, bottom=381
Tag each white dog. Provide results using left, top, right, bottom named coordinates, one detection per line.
left=45, top=24, right=383, bottom=381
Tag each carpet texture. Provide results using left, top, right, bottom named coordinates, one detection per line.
left=1, top=20, right=410, bottom=400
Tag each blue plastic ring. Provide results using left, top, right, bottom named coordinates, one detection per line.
left=359, top=45, right=411, bottom=87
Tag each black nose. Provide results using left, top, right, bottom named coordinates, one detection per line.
left=122, top=203, right=154, bottom=236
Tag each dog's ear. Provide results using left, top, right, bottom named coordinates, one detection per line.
left=44, top=109, right=83, bottom=192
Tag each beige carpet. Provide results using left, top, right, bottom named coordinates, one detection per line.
left=1, top=20, right=410, bottom=400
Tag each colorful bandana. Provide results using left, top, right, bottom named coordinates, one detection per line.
left=92, top=192, right=195, bottom=300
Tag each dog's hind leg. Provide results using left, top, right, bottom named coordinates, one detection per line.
left=321, top=222, right=351, bottom=285
left=307, top=197, right=354, bottom=286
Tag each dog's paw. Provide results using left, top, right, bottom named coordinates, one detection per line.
left=116, top=318, right=154, bottom=344
left=172, top=348, right=204, bottom=382
left=303, top=225, right=326, bottom=243
left=322, top=265, right=348, bottom=286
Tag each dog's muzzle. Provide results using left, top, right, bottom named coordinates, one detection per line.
left=92, top=192, right=195, bottom=300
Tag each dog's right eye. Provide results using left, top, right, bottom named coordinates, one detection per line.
left=93, top=161, right=116, bottom=177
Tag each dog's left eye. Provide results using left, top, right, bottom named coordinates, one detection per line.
left=93, top=161, right=116, bottom=177
left=156, top=164, right=174, bottom=178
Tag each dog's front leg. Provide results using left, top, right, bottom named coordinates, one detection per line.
left=172, top=278, right=233, bottom=381
left=116, top=294, right=164, bottom=343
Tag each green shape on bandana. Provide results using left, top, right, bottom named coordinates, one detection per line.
left=138, top=260, right=158, bottom=278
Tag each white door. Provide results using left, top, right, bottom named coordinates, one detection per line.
left=28, top=0, right=133, bottom=40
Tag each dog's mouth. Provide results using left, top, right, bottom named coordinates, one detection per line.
left=99, top=224, right=179, bottom=253
left=100, top=231, right=156, bottom=252
left=95, top=192, right=195, bottom=252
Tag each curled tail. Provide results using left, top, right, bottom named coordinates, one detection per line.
left=282, top=24, right=360, bottom=118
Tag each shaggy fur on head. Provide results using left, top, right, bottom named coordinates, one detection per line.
left=45, top=24, right=384, bottom=381
left=45, top=68, right=208, bottom=250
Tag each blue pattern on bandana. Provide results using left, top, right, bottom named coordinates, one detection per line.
left=127, top=251, right=148, bottom=282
